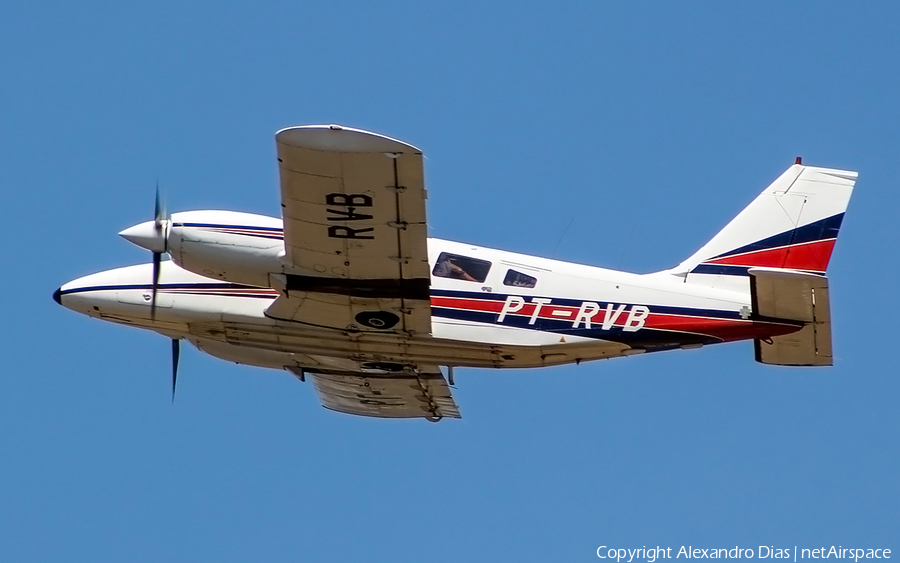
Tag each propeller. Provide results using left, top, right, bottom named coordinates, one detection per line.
left=119, top=188, right=181, bottom=401
left=150, top=185, right=167, bottom=321
left=171, top=338, right=181, bottom=402
left=118, top=186, right=171, bottom=319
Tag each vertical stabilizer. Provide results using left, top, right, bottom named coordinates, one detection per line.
left=661, top=163, right=856, bottom=289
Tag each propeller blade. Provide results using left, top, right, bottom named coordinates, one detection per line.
left=154, top=183, right=165, bottom=228
left=151, top=251, right=161, bottom=321
left=171, top=338, right=180, bottom=402
left=150, top=185, right=167, bottom=322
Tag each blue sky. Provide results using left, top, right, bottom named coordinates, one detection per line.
left=2, top=2, right=898, bottom=561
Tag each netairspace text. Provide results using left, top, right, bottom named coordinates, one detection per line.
left=596, top=547, right=892, bottom=563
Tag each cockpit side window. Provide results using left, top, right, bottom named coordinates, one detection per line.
left=503, top=269, right=537, bottom=289
left=432, top=252, right=492, bottom=283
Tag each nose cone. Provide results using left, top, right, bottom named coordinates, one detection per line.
left=53, top=287, right=62, bottom=305
left=119, top=220, right=168, bottom=253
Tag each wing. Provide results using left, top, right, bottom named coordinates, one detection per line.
left=268, top=125, right=431, bottom=334
left=288, top=363, right=461, bottom=420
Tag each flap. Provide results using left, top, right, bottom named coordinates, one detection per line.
left=296, top=365, right=461, bottom=420
left=265, top=288, right=431, bottom=335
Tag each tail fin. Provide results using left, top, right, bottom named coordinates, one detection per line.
left=665, top=161, right=857, bottom=286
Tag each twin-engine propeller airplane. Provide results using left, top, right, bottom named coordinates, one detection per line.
left=54, top=125, right=857, bottom=421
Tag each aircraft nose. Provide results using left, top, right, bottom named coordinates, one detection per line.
left=119, top=220, right=167, bottom=253
left=54, top=269, right=124, bottom=317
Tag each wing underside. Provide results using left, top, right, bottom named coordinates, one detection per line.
left=270, top=125, right=431, bottom=335
left=289, top=365, right=461, bottom=420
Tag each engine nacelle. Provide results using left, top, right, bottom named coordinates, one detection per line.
left=167, top=210, right=285, bottom=288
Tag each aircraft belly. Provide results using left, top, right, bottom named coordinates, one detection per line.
left=184, top=318, right=629, bottom=369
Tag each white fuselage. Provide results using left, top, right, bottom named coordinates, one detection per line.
left=57, top=211, right=795, bottom=373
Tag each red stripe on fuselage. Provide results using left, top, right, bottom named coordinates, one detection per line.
left=642, top=313, right=798, bottom=342
left=430, top=296, right=800, bottom=341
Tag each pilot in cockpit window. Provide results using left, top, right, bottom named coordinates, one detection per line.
left=433, top=252, right=491, bottom=283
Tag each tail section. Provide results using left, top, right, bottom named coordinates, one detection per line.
left=656, top=160, right=857, bottom=366
left=665, top=161, right=857, bottom=286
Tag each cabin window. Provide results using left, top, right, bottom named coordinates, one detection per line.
left=503, top=269, right=537, bottom=289
left=432, top=252, right=492, bottom=283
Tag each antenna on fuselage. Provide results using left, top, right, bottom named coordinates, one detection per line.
left=550, top=216, right=577, bottom=258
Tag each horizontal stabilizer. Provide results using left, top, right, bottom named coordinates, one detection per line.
left=750, top=268, right=832, bottom=366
